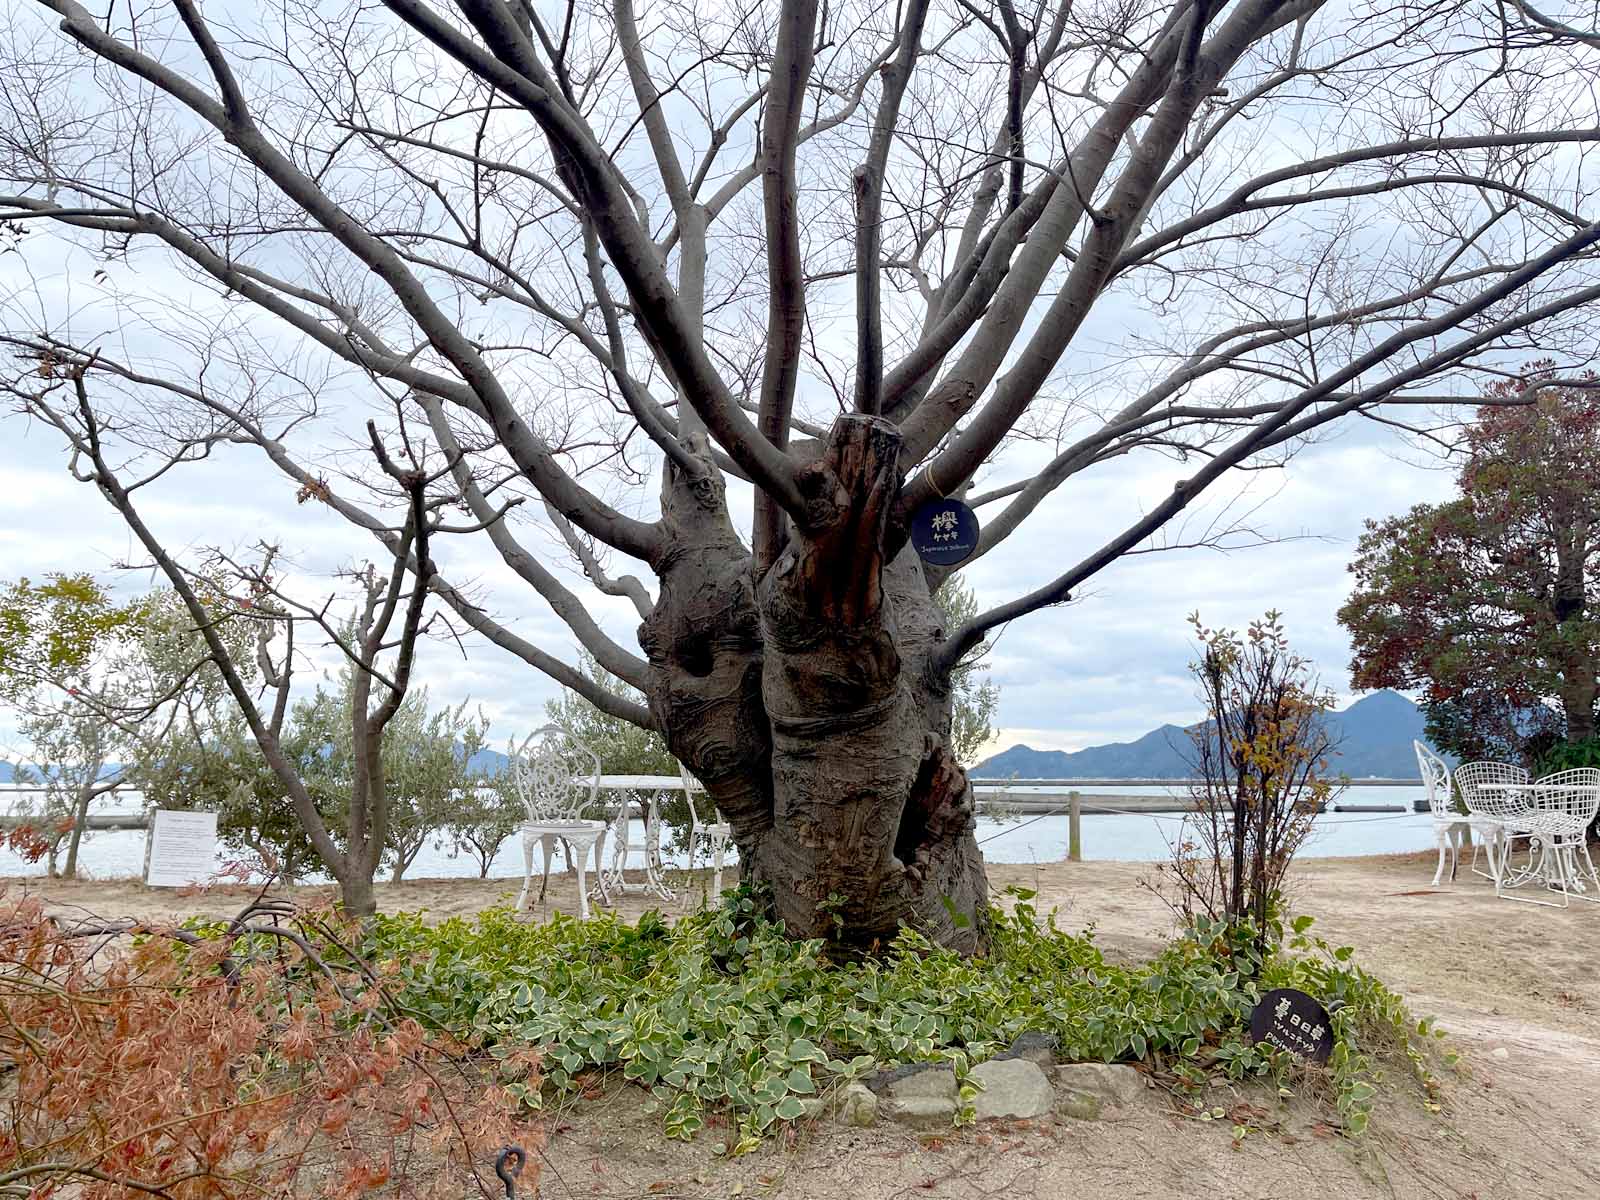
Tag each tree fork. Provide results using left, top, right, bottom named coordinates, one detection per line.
left=752, top=415, right=986, bottom=952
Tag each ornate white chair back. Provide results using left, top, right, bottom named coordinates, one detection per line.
left=1414, top=741, right=1453, bottom=820
left=509, top=725, right=600, bottom=822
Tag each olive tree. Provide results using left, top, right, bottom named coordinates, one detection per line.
left=932, top=576, right=1000, bottom=766
left=5, top=0, right=1600, bottom=948
left=0, top=578, right=235, bottom=877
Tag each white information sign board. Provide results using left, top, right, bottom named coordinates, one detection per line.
left=143, top=809, right=220, bottom=888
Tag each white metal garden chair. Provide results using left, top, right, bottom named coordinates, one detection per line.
left=509, top=725, right=607, bottom=918
left=1414, top=741, right=1468, bottom=886
left=679, top=762, right=733, bottom=898
left=1509, top=768, right=1600, bottom=908
left=1454, top=760, right=1530, bottom=886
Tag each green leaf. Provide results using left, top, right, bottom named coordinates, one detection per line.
left=755, top=1077, right=786, bottom=1104
left=787, top=1037, right=824, bottom=1063
left=940, top=894, right=972, bottom=929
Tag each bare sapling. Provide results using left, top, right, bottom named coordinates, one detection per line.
left=14, top=362, right=499, bottom=916
left=1155, top=611, right=1341, bottom=963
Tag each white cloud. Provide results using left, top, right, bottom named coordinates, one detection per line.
left=0, top=387, right=1457, bottom=755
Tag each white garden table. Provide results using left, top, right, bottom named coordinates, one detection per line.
left=582, top=774, right=686, bottom=903
left=1480, top=782, right=1597, bottom=900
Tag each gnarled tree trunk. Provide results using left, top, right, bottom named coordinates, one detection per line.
left=641, top=416, right=987, bottom=953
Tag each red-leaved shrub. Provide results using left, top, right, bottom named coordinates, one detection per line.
left=0, top=890, right=542, bottom=1200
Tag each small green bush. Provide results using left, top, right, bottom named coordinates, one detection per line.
left=358, top=889, right=1441, bottom=1146
left=1536, top=736, right=1600, bottom=775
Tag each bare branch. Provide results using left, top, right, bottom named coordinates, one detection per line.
left=752, top=0, right=821, bottom=570
left=855, top=0, right=933, bottom=417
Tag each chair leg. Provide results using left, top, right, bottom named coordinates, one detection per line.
left=1469, top=826, right=1498, bottom=880
left=1552, top=845, right=1573, bottom=908
left=591, top=832, right=610, bottom=907
left=1431, top=827, right=1449, bottom=887
left=1498, top=835, right=1564, bottom=907
left=574, top=848, right=591, bottom=920
left=711, top=834, right=725, bottom=898
left=537, top=834, right=558, bottom=903
left=1558, top=840, right=1600, bottom=904
left=516, top=828, right=535, bottom=912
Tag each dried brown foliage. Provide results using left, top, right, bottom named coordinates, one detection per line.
left=0, top=889, right=542, bottom=1200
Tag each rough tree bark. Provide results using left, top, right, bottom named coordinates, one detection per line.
left=640, top=418, right=985, bottom=951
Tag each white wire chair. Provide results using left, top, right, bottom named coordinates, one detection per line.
left=1454, top=761, right=1531, bottom=887
left=1414, top=741, right=1467, bottom=886
left=1510, top=768, right=1600, bottom=908
left=679, top=762, right=733, bottom=898
left=509, top=725, right=607, bottom=918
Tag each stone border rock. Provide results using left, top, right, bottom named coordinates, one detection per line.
left=968, top=1058, right=1054, bottom=1120
left=837, top=1054, right=1145, bottom=1130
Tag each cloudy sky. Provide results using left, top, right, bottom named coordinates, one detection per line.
left=0, top=0, right=1497, bottom=763
left=0, top=324, right=1452, bottom=759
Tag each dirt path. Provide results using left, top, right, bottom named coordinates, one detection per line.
left=9, top=852, right=1598, bottom=1198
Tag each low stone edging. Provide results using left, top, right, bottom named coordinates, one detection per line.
left=836, top=1035, right=1145, bottom=1129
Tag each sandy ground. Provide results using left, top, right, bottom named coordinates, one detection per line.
left=8, top=852, right=1599, bottom=1199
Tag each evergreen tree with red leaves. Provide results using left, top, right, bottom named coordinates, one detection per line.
left=1340, top=370, right=1600, bottom=766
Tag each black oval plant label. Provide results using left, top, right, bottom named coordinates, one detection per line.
left=1249, top=988, right=1333, bottom=1063
left=910, top=499, right=979, bottom=566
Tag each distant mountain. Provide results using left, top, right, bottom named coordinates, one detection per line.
left=973, top=690, right=1431, bottom=779
left=467, top=746, right=510, bottom=776
left=1328, top=690, right=1437, bottom=776
left=0, top=762, right=16, bottom=784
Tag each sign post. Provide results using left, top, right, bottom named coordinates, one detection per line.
left=143, top=809, right=220, bottom=888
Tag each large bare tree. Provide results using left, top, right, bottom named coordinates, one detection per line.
left=4, top=0, right=1600, bottom=949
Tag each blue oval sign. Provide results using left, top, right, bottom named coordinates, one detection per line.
left=911, top=499, right=980, bottom=566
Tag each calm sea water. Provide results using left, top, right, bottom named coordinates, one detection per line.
left=0, top=785, right=1434, bottom=883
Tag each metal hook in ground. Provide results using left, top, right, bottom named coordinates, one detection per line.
left=494, top=1146, right=527, bottom=1200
